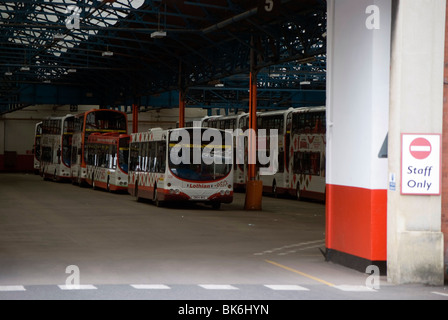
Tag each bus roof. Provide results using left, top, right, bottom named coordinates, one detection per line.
left=292, top=106, right=326, bottom=114
left=43, top=114, right=74, bottom=121
left=131, top=127, right=230, bottom=143
left=258, top=108, right=297, bottom=117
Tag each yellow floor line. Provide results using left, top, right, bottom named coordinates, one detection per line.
left=265, top=260, right=335, bottom=288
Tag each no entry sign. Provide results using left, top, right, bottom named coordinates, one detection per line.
left=409, top=137, right=432, bottom=160
left=401, top=134, right=441, bottom=195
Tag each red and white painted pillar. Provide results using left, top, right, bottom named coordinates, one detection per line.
left=325, top=0, right=391, bottom=273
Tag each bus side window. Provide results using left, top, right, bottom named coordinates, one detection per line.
left=137, top=143, right=143, bottom=172
left=72, top=147, right=77, bottom=165
left=148, top=142, right=155, bottom=173
left=157, top=142, right=167, bottom=173
left=129, top=143, right=139, bottom=172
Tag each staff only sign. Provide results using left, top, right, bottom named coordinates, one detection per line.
left=401, top=134, right=441, bottom=195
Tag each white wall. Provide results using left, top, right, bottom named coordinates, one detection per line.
left=327, top=0, right=391, bottom=190
left=0, top=105, right=95, bottom=155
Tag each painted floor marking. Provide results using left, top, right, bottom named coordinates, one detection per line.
left=199, top=284, right=239, bottom=290
left=254, top=239, right=325, bottom=256
left=264, top=285, right=309, bottom=291
left=131, top=284, right=171, bottom=290
left=265, top=260, right=335, bottom=287
left=0, top=285, right=26, bottom=292
left=432, top=291, right=448, bottom=297
left=58, top=284, right=98, bottom=290
left=277, top=244, right=327, bottom=256
left=334, top=285, right=376, bottom=292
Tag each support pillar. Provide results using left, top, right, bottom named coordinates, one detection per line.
left=244, top=70, right=263, bottom=211
left=178, top=61, right=186, bottom=129
left=179, top=91, right=185, bottom=129
left=325, top=0, right=391, bottom=274
left=132, top=104, right=139, bottom=134
left=388, top=0, right=445, bottom=285
left=248, top=71, right=258, bottom=182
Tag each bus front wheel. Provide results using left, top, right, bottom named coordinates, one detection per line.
left=92, top=175, right=97, bottom=190
left=296, top=183, right=302, bottom=201
left=135, top=183, right=142, bottom=202
left=272, top=180, right=278, bottom=198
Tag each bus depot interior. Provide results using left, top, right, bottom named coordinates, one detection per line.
left=0, top=0, right=447, bottom=301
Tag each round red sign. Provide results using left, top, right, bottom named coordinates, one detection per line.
left=409, top=138, right=432, bottom=160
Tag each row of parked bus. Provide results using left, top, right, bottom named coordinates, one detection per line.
left=33, top=106, right=326, bottom=209
left=33, top=109, right=234, bottom=209
left=194, top=106, right=326, bottom=201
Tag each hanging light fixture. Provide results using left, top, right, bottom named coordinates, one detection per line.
left=151, top=5, right=167, bottom=39
left=102, top=45, right=113, bottom=57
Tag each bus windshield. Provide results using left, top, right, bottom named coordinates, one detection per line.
left=86, top=111, right=127, bottom=132
left=168, top=129, right=232, bottom=182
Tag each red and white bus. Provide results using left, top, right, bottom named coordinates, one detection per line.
left=288, top=107, right=326, bottom=201
left=33, top=122, right=42, bottom=174
left=128, top=127, right=234, bottom=209
left=257, top=108, right=296, bottom=196
left=190, top=107, right=327, bottom=202
left=85, top=133, right=131, bottom=192
left=40, top=115, right=74, bottom=181
left=71, top=109, right=128, bottom=186
left=202, top=113, right=249, bottom=190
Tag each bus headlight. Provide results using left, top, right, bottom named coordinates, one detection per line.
left=175, top=189, right=180, bottom=195
left=225, top=190, right=230, bottom=195
left=220, top=190, right=225, bottom=195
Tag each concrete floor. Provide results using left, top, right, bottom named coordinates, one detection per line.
left=0, top=173, right=447, bottom=300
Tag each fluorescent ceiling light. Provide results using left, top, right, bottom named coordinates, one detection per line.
left=102, top=51, right=114, bottom=57
left=20, top=66, right=30, bottom=71
left=151, top=31, right=167, bottom=39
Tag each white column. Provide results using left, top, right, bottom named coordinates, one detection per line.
left=388, top=0, right=446, bottom=285
left=326, top=0, right=391, bottom=272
